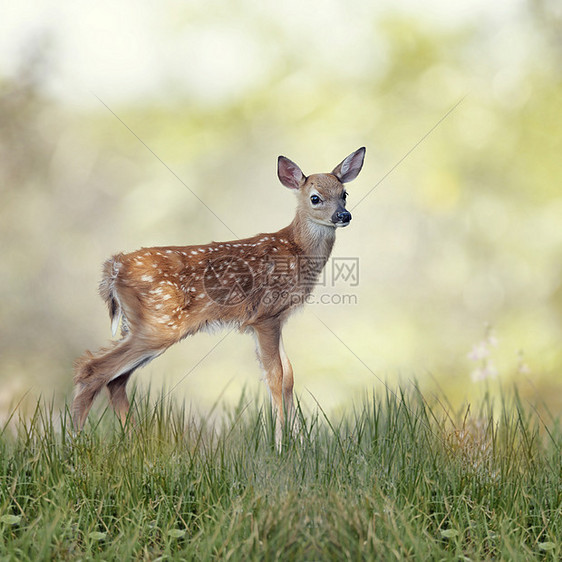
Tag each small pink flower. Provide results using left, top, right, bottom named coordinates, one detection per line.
left=471, top=362, right=498, bottom=382
left=518, top=363, right=530, bottom=375
left=487, top=333, right=499, bottom=347
left=468, top=342, right=489, bottom=361
left=471, top=368, right=487, bottom=382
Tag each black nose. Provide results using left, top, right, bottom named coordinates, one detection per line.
left=336, top=210, right=352, bottom=223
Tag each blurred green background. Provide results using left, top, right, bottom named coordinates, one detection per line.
left=1, top=0, right=561, bottom=422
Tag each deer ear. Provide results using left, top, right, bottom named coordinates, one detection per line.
left=278, top=156, right=306, bottom=190
left=332, top=147, right=366, bottom=183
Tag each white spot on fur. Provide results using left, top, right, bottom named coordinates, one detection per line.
left=141, top=275, right=153, bottom=282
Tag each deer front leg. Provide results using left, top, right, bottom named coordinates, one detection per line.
left=279, top=335, right=294, bottom=414
left=279, top=333, right=303, bottom=441
left=253, top=321, right=288, bottom=446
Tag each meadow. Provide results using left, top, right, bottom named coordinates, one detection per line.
left=2, top=4, right=562, bottom=560
left=1, top=387, right=560, bottom=560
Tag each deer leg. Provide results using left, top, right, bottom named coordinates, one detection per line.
left=105, top=349, right=160, bottom=428
left=72, top=337, right=161, bottom=431
left=254, top=321, right=286, bottom=445
left=279, top=335, right=294, bottom=414
left=106, top=371, right=134, bottom=427
left=279, top=334, right=301, bottom=437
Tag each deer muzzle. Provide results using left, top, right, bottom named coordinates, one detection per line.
left=332, top=209, right=352, bottom=227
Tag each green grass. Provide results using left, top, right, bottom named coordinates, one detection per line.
left=1, top=387, right=561, bottom=560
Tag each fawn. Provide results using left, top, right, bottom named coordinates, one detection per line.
left=73, top=147, right=366, bottom=439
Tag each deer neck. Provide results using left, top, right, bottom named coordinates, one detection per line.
left=289, top=210, right=336, bottom=260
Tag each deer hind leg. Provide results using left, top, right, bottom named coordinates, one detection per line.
left=105, top=347, right=160, bottom=428
left=72, top=337, right=162, bottom=431
left=106, top=371, right=134, bottom=427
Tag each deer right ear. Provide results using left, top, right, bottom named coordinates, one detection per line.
left=278, top=156, right=306, bottom=190
left=332, top=147, right=366, bottom=184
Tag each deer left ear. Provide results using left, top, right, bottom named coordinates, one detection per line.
left=278, top=156, right=306, bottom=190
left=332, top=147, right=366, bottom=183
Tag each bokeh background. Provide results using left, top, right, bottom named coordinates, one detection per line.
left=1, top=0, right=561, bottom=423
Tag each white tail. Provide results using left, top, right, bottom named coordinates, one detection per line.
left=73, top=147, right=366, bottom=440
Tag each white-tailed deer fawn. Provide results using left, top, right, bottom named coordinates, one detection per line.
left=73, top=147, right=365, bottom=440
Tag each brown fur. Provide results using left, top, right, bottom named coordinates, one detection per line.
left=72, top=148, right=366, bottom=441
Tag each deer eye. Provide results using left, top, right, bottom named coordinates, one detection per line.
left=310, top=194, right=321, bottom=205
left=342, top=192, right=348, bottom=201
